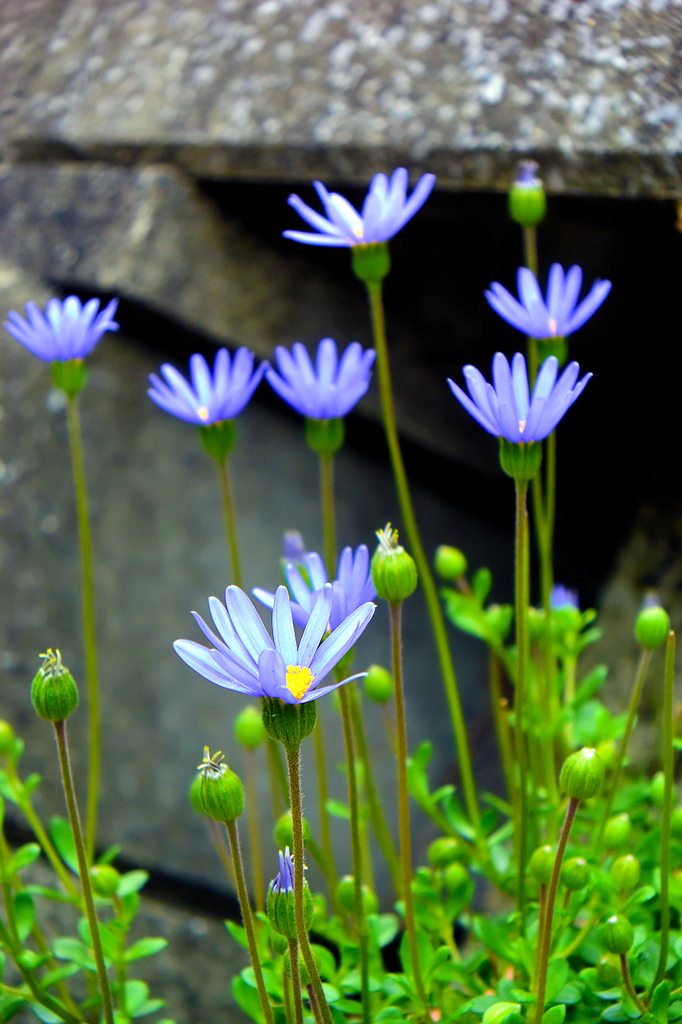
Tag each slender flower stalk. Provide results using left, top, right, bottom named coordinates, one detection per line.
left=620, top=955, right=647, bottom=1015
left=287, top=937, right=304, bottom=1024
left=245, top=748, right=264, bottom=912
left=514, top=480, right=531, bottom=925
left=306, top=983, right=324, bottom=1024
left=312, top=718, right=339, bottom=910
left=206, top=816, right=236, bottom=887
left=225, top=819, right=276, bottom=1024
left=653, top=629, right=676, bottom=992
left=319, top=453, right=336, bottom=579
left=389, top=602, right=428, bottom=1011
left=216, top=458, right=243, bottom=587
left=52, top=721, right=115, bottom=1024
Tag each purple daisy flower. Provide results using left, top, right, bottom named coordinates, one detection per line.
left=174, top=583, right=375, bottom=705
left=254, top=544, right=376, bottom=632
left=283, top=168, right=436, bottom=247
left=148, top=348, right=267, bottom=425
left=266, top=338, right=375, bottom=419
left=485, top=264, right=611, bottom=339
left=4, top=296, right=119, bottom=362
left=270, top=847, right=296, bottom=894
left=448, top=352, right=592, bottom=444
left=551, top=584, right=579, bottom=610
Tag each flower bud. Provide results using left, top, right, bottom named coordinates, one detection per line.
left=262, top=696, right=317, bottom=754
left=444, top=861, right=470, bottom=896
left=0, top=721, right=15, bottom=756
left=485, top=604, right=513, bottom=641
left=31, top=650, right=79, bottom=722
left=351, top=241, right=391, bottom=285
left=428, top=837, right=462, bottom=868
left=559, top=747, right=605, bottom=801
left=234, top=705, right=265, bottom=751
left=498, top=438, right=542, bottom=483
left=51, top=358, right=88, bottom=398
left=603, top=813, right=631, bottom=849
left=482, top=1002, right=525, bottom=1024
left=596, top=954, right=621, bottom=988
left=596, top=739, right=617, bottom=769
left=610, top=855, right=640, bottom=893
left=434, top=546, right=467, bottom=581
left=193, top=748, right=244, bottom=824
left=336, top=875, right=378, bottom=915
left=635, top=601, right=670, bottom=650
left=90, top=865, right=121, bottom=898
left=508, top=161, right=546, bottom=228
left=371, top=524, right=417, bottom=604
left=267, top=848, right=313, bottom=938
left=199, top=420, right=237, bottom=463
left=601, top=914, right=634, bottom=955
left=305, top=418, right=345, bottom=458
left=274, top=811, right=311, bottom=851
left=529, top=845, right=555, bottom=885
left=671, top=806, right=682, bottom=838
left=364, top=664, right=393, bottom=704
left=561, top=857, right=589, bottom=891
left=650, top=770, right=677, bottom=808
left=527, top=607, right=547, bottom=643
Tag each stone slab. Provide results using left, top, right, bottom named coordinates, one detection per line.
left=2, top=1, right=682, bottom=196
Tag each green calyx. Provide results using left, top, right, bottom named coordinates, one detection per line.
left=51, top=359, right=88, bottom=399
left=193, top=748, right=244, bottom=823
left=537, top=336, right=568, bottom=367
left=274, top=811, right=311, bottom=850
left=234, top=704, right=266, bottom=751
left=262, top=697, right=317, bottom=754
left=635, top=604, right=670, bottom=650
left=559, top=747, right=605, bottom=801
left=199, top=420, right=236, bottom=463
left=305, top=417, right=345, bottom=457
left=498, top=438, right=543, bottom=482
left=603, top=813, right=631, bottom=849
left=364, top=664, right=393, bottom=704
left=529, top=845, right=555, bottom=885
left=351, top=241, right=391, bottom=285
left=508, top=163, right=546, bottom=228
left=428, top=837, right=462, bottom=868
left=336, top=875, right=378, bottom=915
left=371, top=523, right=418, bottom=604
left=31, top=649, right=79, bottom=722
left=610, top=854, right=641, bottom=893
left=601, top=914, right=634, bottom=955
left=434, top=545, right=468, bottom=581
left=90, top=865, right=121, bottom=898
left=267, top=881, right=313, bottom=938
left=561, top=857, right=589, bottom=891
left=0, top=720, right=15, bottom=756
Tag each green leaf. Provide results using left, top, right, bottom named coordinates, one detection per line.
left=40, top=962, right=80, bottom=989
left=325, top=799, right=350, bottom=820
left=132, top=999, right=165, bottom=1018
left=572, top=665, right=608, bottom=709
left=370, top=914, right=399, bottom=948
left=123, top=981, right=152, bottom=1015
left=13, top=891, right=35, bottom=941
left=0, top=996, right=25, bottom=1024
left=48, top=817, right=78, bottom=874
left=96, top=845, right=121, bottom=866
left=117, top=871, right=148, bottom=897
left=29, top=1003, right=62, bottom=1023
left=77, top=917, right=117, bottom=962
left=53, top=936, right=96, bottom=972
left=543, top=1006, right=567, bottom=1024
left=669, top=1002, right=682, bottom=1020
left=0, top=772, right=17, bottom=805
left=545, top=960, right=569, bottom=1003
left=6, top=843, right=41, bottom=877
left=23, top=774, right=41, bottom=797
left=25, top=885, right=78, bottom=905
left=472, top=915, right=519, bottom=965
left=650, top=980, right=671, bottom=1023
left=225, top=920, right=249, bottom=949
left=232, top=976, right=264, bottom=1024
left=472, top=567, right=492, bottom=603
left=125, top=937, right=168, bottom=962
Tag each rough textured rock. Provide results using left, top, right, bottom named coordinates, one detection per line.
left=1, top=0, right=682, bottom=196
left=0, top=259, right=509, bottom=903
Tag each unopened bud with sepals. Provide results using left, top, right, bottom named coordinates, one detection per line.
left=31, top=649, right=78, bottom=722
left=193, top=748, right=244, bottom=823
left=559, top=747, right=604, bottom=800
left=371, top=524, right=418, bottom=604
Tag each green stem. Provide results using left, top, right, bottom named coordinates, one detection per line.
left=338, top=687, right=371, bottom=1024
left=282, top=959, right=295, bottom=1024
left=0, top=916, right=81, bottom=1024
left=533, top=798, right=579, bottom=1024
left=366, top=281, right=480, bottom=837
left=653, top=630, right=675, bottom=992
left=224, top=820, right=276, bottom=1024
left=52, top=721, right=114, bottom=1024
left=306, top=983, right=325, bottom=1024
left=206, top=816, right=235, bottom=886
left=489, top=653, right=516, bottom=807
left=523, top=226, right=538, bottom=277
left=65, top=395, right=99, bottom=863
left=285, top=749, right=335, bottom=1024
left=286, top=937, right=304, bottom=1024
left=514, top=480, right=530, bottom=925
left=620, top=954, right=647, bottom=1015
left=319, top=453, right=336, bottom=579
left=595, top=649, right=653, bottom=852
left=348, top=683, right=402, bottom=895
left=246, top=749, right=264, bottom=913
left=216, top=458, right=243, bottom=588
left=312, top=718, right=339, bottom=912
left=389, top=602, right=428, bottom=1011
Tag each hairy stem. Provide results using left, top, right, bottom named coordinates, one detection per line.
left=514, top=480, right=531, bottom=925
left=216, top=458, right=243, bottom=588
left=312, top=717, right=339, bottom=911
left=245, top=749, right=264, bottom=912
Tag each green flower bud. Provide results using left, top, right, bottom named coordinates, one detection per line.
left=559, top=747, right=605, bottom=801
left=193, top=748, right=244, bottom=824
left=336, top=875, right=378, bottom=915
left=234, top=705, right=265, bottom=751
left=671, top=806, right=682, bottom=838
left=90, top=865, right=121, bottom=898
left=596, top=739, right=617, bottom=769
left=434, top=546, right=467, bottom=581
left=603, top=813, right=631, bottom=849
left=650, top=771, right=677, bottom=808
left=31, top=650, right=79, bottom=722
left=267, top=849, right=313, bottom=938
left=428, top=837, right=462, bottom=868
left=529, top=845, right=555, bottom=885
left=508, top=161, right=546, bottom=228
left=199, top=420, right=236, bottom=463
left=364, top=664, right=393, bottom=704
left=444, top=861, right=470, bottom=896
left=305, top=418, right=345, bottom=458
left=482, top=1002, right=525, bottom=1024
left=596, top=954, right=621, bottom=988
left=371, top=524, right=418, bottom=604
left=0, top=721, right=15, bottom=756
left=561, top=857, right=589, bottom=891
left=270, top=931, right=288, bottom=956
left=610, top=855, right=640, bottom=893
left=635, top=602, right=670, bottom=649
left=262, top=696, right=317, bottom=754
left=601, top=914, right=634, bottom=955
left=51, top=358, right=88, bottom=398
left=274, top=811, right=311, bottom=851
left=498, top=438, right=542, bottom=482
left=351, top=241, right=391, bottom=285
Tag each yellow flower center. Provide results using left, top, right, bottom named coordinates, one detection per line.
left=548, top=318, right=557, bottom=336
left=352, top=225, right=363, bottom=239
left=197, top=406, right=210, bottom=421
left=519, top=419, right=526, bottom=433
left=286, top=665, right=314, bottom=700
